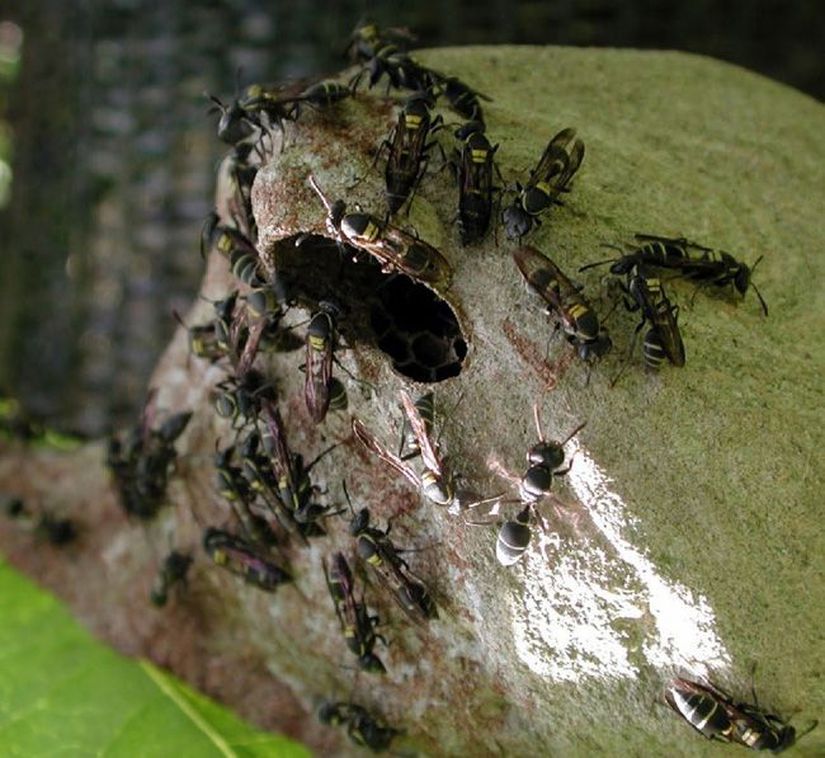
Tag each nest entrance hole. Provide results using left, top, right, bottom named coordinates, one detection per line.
left=272, top=235, right=467, bottom=382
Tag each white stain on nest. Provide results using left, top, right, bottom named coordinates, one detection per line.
left=511, top=440, right=730, bottom=682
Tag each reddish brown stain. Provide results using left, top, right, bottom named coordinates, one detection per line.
left=501, top=318, right=574, bottom=391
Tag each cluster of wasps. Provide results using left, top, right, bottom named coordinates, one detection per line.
left=100, top=18, right=811, bottom=756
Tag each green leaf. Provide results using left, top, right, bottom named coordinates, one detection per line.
left=0, top=559, right=309, bottom=758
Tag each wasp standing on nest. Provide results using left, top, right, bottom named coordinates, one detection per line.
left=513, top=245, right=612, bottom=362
left=502, top=127, right=585, bottom=241
left=380, top=91, right=443, bottom=216
left=309, top=175, right=453, bottom=291
left=483, top=405, right=585, bottom=566
left=352, top=390, right=455, bottom=509
left=323, top=551, right=387, bottom=674
left=453, top=121, right=500, bottom=245
left=665, top=676, right=817, bottom=752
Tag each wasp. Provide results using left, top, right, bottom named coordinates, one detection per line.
left=3, top=497, right=77, bottom=546
left=107, top=396, right=192, bottom=520
left=434, top=74, right=491, bottom=123
left=237, top=429, right=303, bottom=540
left=323, top=552, right=387, bottom=674
left=214, top=444, right=281, bottom=546
left=259, top=400, right=338, bottom=536
left=398, top=391, right=434, bottom=459
left=486, top=405, right=584, bottom=566
left=351, top=44, right=436, bottom=94
left=346, top=490, right=438, bottom=624
left=173, top=310, right=226, bottom=363
left=583, top=233, right=769, bottom=316
left=502, top=128, right=585, bottom=240
left=318, top=700, right=402, bottom=753
left=344, top=21, right=416, bottom=64
left=150, top=550, right=193, bottom=607
left=453, top=121, right=499, bottom=245
left=212, top=369, right=275, bottom=428
left=207, top=94, right=263, bottom=146
left=309, top=175, right=453, bottom=291
left=513, top=245, right=612, bottom=361
left=665, top=677, right=817, bottom=752
left=202, top=528, right=291, bottom=592
left=380, top=92, right=443, bottom=215
left=304, top=302, right=340, bottom=424
left=620, top=262, right=686, bottom=371
left=352, top=393, right=454, bottom=510
left=290, top=81, right=352, bottom=111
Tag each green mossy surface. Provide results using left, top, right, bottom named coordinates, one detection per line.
left=256, top=45, right=825, bottom=755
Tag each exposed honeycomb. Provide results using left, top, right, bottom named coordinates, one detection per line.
left=269, top=236, right=467, bottom=382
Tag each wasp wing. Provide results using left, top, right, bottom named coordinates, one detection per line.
left=352, top=418, right=422, bottom=490
left=399, top=389, right=442, bottom=477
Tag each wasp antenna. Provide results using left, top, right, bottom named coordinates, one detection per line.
left=532, top=402, right=544, bottom=442
left=308, top=174, right=333, bottom=213
left=342, top=480, right=355, bottom=516
left=751, top=281, right=769, bottom=317
left=561, top=421, right=587, bottom=447
left=579, top=255, right=617, bottom=272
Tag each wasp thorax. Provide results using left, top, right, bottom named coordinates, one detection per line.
left=340, top=212, right=376, bottom=241
left=349, top=508, right=370, bottom=535
left=520, top=464, right=553, bottom=501
left=527, top=441, right=564, bottom=469
left=573, top=308, right=600, bottom=341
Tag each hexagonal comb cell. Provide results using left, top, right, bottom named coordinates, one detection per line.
left=370, top=276, right=466, bottom=382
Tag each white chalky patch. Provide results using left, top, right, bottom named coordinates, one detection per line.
left=510, top=440, right=730, bottom=681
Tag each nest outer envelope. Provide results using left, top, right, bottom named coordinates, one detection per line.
left=1, top=45, right=824, bottom=757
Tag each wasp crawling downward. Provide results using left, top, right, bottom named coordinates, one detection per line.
left=454, top=121, right=499, bottom=245
left=502, top=128, right=585, bottom=240
left=346, top=489, right=438, bottom=625
left=323, top=552, right=386, bottom=673
left=309, top=175, right=452, bottom=291
left=665, top=677, right=817, bottom=752
left=621, top=262, right=686, bottom=371
left=382, top=92, right=443, bottom=215
left=513, top=245, right=612, bottom=361
left=259, top=399, right=337, bottom=535
left=304, top=301, right=341, bottom=424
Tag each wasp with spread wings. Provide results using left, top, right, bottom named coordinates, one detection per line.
left=502, top=127, right=585, bottom=240
left=352, top=390, right=454, bottom=509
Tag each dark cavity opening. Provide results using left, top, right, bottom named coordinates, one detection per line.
left=269, top=235, right=467, bottom=383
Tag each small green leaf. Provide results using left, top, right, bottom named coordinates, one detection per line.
left=0, top=559, right=309, bottom=757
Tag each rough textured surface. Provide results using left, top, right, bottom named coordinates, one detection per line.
left=2, top=46, right=825, bottom=756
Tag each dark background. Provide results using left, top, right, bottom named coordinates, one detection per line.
left=0, top=1, right=822, bottom=436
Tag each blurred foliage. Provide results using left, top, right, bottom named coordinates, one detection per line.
left=0, top=559, right=309, bottom=757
